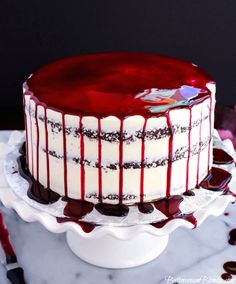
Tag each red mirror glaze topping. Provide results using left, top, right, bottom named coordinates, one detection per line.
left=25, top=52, right=214, bottom=117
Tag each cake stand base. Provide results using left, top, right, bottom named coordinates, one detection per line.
left=66, top=230, right=169, bottom=269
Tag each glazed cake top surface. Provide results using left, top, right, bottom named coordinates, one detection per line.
left=25, top=52, right=214, bottom=117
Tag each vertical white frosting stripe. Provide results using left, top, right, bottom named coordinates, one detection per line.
left=83, top=116, right=99, bottom=201
left=46, top=109, right=64, bottom=195
left=122, top=115, right=144, bottom=203
left=101, top=116, right=120, bottom=204
left=65, top=114, right=81, bottom=200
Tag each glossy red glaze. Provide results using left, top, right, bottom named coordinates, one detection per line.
left=57, top=217, right=96, bottom=233
left=223, top=261, right=236, bottom=275
left=213, top=148, right=234, bottom=165
left=200, top=167, right=232, bottom=191
left=152, top=213, right=197, bottom=229
left=26, top=52, right=213, bottom=117
left=154, top=195, right=184, bottom=217
left=229, top=228, right=236, bottom=246
left=0, top=212, right=15, bottom=259
left=64, top=198, right=94, bottom=219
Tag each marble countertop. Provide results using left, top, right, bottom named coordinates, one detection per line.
left=0, top=131, right=236, bottom=284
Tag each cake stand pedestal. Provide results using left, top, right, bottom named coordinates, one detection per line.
left=66, top=230, right=168, bottom=268
left=0, top=131, right=235, bottom=269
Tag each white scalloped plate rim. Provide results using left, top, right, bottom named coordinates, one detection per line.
left=0, top=130, right=235, bottom=240
left=0, top=184, right=234, bottom=240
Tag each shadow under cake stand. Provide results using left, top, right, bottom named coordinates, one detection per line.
left=1, top=131, right=235, bottom=269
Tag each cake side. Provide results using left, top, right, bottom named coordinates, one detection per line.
left=22, top=52, right=216, bottom=205
left=23, top=82, right=215, bottom=204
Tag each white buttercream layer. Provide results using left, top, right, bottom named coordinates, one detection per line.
left=23, top=86, right=215, bottom=204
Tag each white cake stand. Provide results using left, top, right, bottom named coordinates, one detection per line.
left=0, top=131, right=235, bottom=269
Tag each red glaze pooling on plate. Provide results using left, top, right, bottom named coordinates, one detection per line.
left=229, top=228, right=236, bottom=246
left=63, top=198, right=94, bottom=219
left=223, top=261, right=236, bottom=275
left=95, top=203, right=129, bottom=217
left=183, top=190, right=195, bottom=196
left=138, top=203, right=154, bottom=214
left=56, top=218, right=96, bottom=233
left=221, top=273, right=232, bottom=281
left=199, top=167, right=232, bottom=191
left=213, top=148, right=234, bottom=165
left=152, top=213, right=197, bottom=229
left=154, top=195, right=184, bottom=217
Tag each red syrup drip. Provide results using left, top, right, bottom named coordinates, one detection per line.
left=63, top=198, right=94, bottom=219
left=95, top=203, right=129, bottom=217
left=213, top=148, right=234, bottom=165
left=185, top=108, right=192, bottom=192
left=56, top=218, right=96, bottom=233
left=138, top=203, right=154, bottom=214
left=152, top=214, right=197, bottom=229
left=35, top=103, right=40, bottom=181
left=23, top=96, right=29, bottom=167
left=229, top=228, right=236, bottom=246
left=221, top=273, right=232, bottom=281
left=79, top=117, right=85, bottom=200
left=0, top=212, right=16, bottom=262
left=196, top=108, right=203, bottom=185
left=29, top=101, right=34, bottom=178
left=140, top=118, right=148, bottom=203
left=165, top=112, right=173, bottom=197
left=199, top=167, right=232, bottom=191
left=183, top=190, right=195, bottom=196
left=62, top=113, right=68, bottom=197
left=223, top=261, right=236, bottom=275
left=44, top=107, right=50, bottom=188
left=119, top=119, right=124, bottom=204
left=154, top=195, right=184, bottom=217
left=26, top=52, right=213, bottom=117
left=98, top=119, right=102, bottom=201
left=18, top=148, right=60, bottom=204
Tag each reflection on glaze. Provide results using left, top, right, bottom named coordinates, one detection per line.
left=26, top=52, right=213, bottom=116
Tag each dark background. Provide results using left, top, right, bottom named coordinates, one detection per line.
left=1, top=0, right=236, bottom=129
